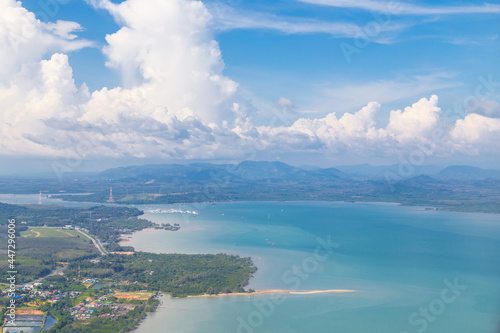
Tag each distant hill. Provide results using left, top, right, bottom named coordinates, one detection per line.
left=96, top=162, right=500, bottom=182
left=96, top=161, right=347, bottom=182
left=401, top=174, right=442, bottom=185
left=336, top=163, right=443, bottom=180
left=1, top=161, right=499, bottom=213
left=231, top=161, right=297, bottom=180
left=434, top=165, right=500, bottom=180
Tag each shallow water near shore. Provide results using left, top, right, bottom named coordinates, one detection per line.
left=126, top=201, right=500, bottom=333
left=2, top=195, right=498, bottom=332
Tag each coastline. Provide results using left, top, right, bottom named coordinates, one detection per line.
left=2, top=196, right=498, bottom=332
left=184, top=289, right=358, bottom=298
left=32, top=193, right=500, bottom=215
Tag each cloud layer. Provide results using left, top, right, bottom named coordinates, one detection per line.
left=1, top=0, right=499, bottom=163
left=298, top=0, right=500, bottom=15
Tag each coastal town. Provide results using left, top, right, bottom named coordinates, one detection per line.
left=1, top=262, right=160, bottom=332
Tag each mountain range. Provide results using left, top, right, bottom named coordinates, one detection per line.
left=96, top=161, right=500, bottom=182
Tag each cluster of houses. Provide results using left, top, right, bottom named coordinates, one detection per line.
left=1, top=269, right=151, bottom=329
left=70, top=296, right=112, bottom=320
left=70, top=295, right=138, bottom=320
left=82, top=278, right=98, bottom=284
left=1, top=284, right=78, bottom=304
left=2, top=283, right=143, bottom=322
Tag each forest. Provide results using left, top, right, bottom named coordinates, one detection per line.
left=67, top=252, right=257, bottom=297
left=0, top=226, right=99, bottom=283
left=0, top=202, right=151, bottom=245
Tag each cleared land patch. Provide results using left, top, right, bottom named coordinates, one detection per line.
left=21, top=227, right=90, bottom=240
left=113, top=292, right=153, bottom=300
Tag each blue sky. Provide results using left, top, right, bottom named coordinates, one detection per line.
left=21, top=0, right=500, bottom=116
left=1, top=0, right=500, bottom=173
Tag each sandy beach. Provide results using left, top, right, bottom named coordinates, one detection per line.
left=185, top=289, right=358, bottom=298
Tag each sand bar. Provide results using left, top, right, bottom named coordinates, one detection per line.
left=185, top=289, right=358, bottom=298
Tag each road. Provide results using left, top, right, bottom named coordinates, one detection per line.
left=21, top=230, right=106, bottom=288
left=23, top=264, right=69, bottom=288
left=77, top=229, right=108, bottom=256
left=50, top=265, right=67, bottom=277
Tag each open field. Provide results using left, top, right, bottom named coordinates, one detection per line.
left=113, top=292, right=153, bottom=300
left=21, top=227, right=90, bottom=240
left=16, top=309, right=46, bottom=315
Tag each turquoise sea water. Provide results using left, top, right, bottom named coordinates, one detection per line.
left=126, top=201, right=500, bottom=333
left=2, top=196, right=499, bottom=332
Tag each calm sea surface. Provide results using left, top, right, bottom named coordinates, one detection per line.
left=3, top=195, right=499, bottom=332
left=128, top=201, right=500, bottom=333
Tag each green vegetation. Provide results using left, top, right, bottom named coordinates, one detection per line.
left=43, top=275, right=88, bottom=293
left=0, top=229, right=99, bottom=283
left=0, top=202, right=256, bottom=333
left=67, top=252, right=257, bottom=297
left=1, top=162, right=499, bottom=213
left=0, top=202, right=151, bottom=245
left=49, top=178, right=500, bottom=215
left=0, top=203, right=149, bottom=283
left=20, top=227, right=91, bottom=240
left=0, top=203, right=143, bottom=224
left=53, top=185, right=500, bottom=214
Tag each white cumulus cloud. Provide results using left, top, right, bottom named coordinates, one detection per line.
left=0, top=0, right=93, bottom=84
left=0, top=0, right=499, bottom=164
left=450, top=113, right=500, bottom=154
left=89, top=0, right=238, bottom=124
left=385, top=95, right=442, bottom=142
